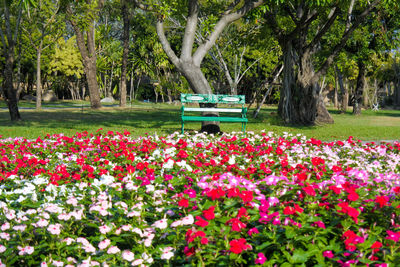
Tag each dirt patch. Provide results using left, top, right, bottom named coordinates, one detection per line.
left=369, top=116, right=400, bottom=127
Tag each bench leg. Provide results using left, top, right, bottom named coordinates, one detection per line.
left=181, top=121, right=184, bottom=134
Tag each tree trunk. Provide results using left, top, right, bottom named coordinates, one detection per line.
left=68, top=3, right=102, bottom=109
left=36, top=48, right=42, bottom=109
left=353, top=61, right=365, bottom=115
left=119, top=0, right=129, bottom=107
left=3, top=46, right=21, bottom=121
left=179, top=63, right=220, bottom=133
left=336, top=66, right=348, bottom=113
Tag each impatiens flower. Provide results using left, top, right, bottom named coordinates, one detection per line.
left=17, top=245, right=34, bottom=255
left=375, top=195, right=390, bottom=208
left=47, top=224, right=62, bottom=235
left=226, top=217, right=247, bottom=232
left=255, top=252, right=267, bottom=265
left=386, top=230, right=400, bottom=242
left=195, top=216, right=209, bottom=227
left=153, top=219, right=168, bottom=229
left=322, top=250, right=334, bottom=258
left=202, top=206, right=216, bottom=220
left=121, top=250, right=135, bottom=261
left=107, top=246, right=121, bottom=254
left=98, top=239, right=111, bottom=250
left=229, top=238, right=252, bottom=254
left=371, top=241, right=383, bottom=253
left=0, top=245, right=6, bottom=253
left=178, top=198, right=189, bottom=207
left=302, top=185, right=316, bottom=197
left=99, top=225, right=112, bottom=234
left=131, top=259, right=144, bottom=266
left=160, top=247, right=174, bottom=260
left=181, top=215, right=194, bottom=225
left=248, top=227, right=260, bottom=236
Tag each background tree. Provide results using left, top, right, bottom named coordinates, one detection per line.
left=23, top=0, right=63, bottom=109
left=64, top=0, right=104, bottom=109
left=134, top=0, right=266, bottom=133
left=0, top=0, right=25, bottom=121
left=263, top=0, right=388, bottom=125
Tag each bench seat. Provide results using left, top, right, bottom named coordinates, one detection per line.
left=180, top=94, right=248, bottom=134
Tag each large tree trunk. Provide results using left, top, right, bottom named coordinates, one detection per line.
left=67, top=2, right=102, bottom=109
left=353, top=61, right=366, bottom=115
left=278, top=43, right=333, bottom=125
left=3, top=50, right=21, bottom=121
left=119, top=0, right=129, bottom=107
left=179, top=63, right=220, bottom=133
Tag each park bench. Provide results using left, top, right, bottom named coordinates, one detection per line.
left=180, top=93, right=248, bottom=134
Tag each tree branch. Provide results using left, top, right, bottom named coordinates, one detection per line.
left=314, top=0, right=381, bottom=82
left=193, top=0, right=265, bottom=66
left=181, top=0, right=198, bottom=60
left=132, top=0, right=154, bottom=11
left=306, top=6, right=340, bottom=50
left=156, top=18, right=180, bottom=68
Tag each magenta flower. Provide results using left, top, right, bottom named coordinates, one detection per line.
left=322, top=250, right=334, bottom=258
left=255, top=252, right=267, bottom=264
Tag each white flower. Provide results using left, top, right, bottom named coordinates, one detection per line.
left=160, top=247, right=174, bottom=260
left=1, top=223, right=10, bottom=231
left=99, top=225, right=112, bottom=234
left=152, top=219, right=168, bottom=229
left=181, top=214, right=194, bottom=225
left=98, top=239, right=111, bottom=250
left=47, top=224, right=62, bottom=235
left=0, top=245, right=6, bottom=253
left=131, top=259, right=144, bottom=266
left=122, top=250, right=135, bottom=261
left=17, top=245, right=34, bottom=255
left=107, top=246, right=120, bottom=254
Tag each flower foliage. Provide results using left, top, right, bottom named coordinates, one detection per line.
left=0, top=130, right=400, bottom=266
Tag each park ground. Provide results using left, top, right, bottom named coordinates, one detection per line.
left=1, top=100, right=399, bottom=141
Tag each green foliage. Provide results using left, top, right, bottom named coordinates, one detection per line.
left=48, top=37, right=84, bottom=78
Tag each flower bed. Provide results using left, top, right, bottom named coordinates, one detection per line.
left=0, top=130, right=399, bottom=266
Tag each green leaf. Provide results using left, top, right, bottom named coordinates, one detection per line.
left=292, top=249, right=308, bottom=263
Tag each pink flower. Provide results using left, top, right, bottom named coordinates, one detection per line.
left=17, top=245, right=34, bottom=255
left=323, top=250, right=334, bottom=258
left=99, top=225, right=112, bottom=234
left=0, top=223, right=10, bottom=231
left=37, top=219, right=49, bottom=227
left=152, top=219, right=168, bottom=229
left=98, top=239, right=111, bottom=250
left=0, top=245, right=6, bottom=253
left=160, top=247, right=174, bottom=260
left=181, top=215, right=194, bottom=225
left=255, top=252, right=267, bottom=264
left=386, top=230, right=400, bottom=242
left=131, top=259, right=144, bottom=266
left=107, top=246, right=120, bottom=254
left=248, top=227, right=259, bottom=236
left=47, top=224, right=62, bottom=235
left=122, top=250, right=135, bottom=261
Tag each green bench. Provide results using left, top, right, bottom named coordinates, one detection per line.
left=180, top=93, right=248, bottom=134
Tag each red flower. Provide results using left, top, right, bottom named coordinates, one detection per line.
left=386, top=230, right=400, bottom=242
left=375, top=195, right=390, bottom=208
left=226, top=218, right=247, bottom=232
left=229, top=238, right=251, bottom=254
left=178, top=198, right=189, bottom=208
left=239, top=191, right=253, bottom=203
left=302, top=185, right=316, bottom=197
left=184, top=246, right=195, bottom=256
left=371, top=241, right=382, bottom=253
left=200, top=237, right=209, bottom=245
left=177, top=150, right=188, bottom=159
left=206, top=187, right=225, bottom=200
left=203, top=206, right=216, bottom=220
left=347, top=192, right=359, bottom=202
left=237, top=207, right=249, bottom=219
left=195, top=216, right=209, bottom=227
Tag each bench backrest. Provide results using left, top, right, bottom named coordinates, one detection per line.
left=181, top=94, right=245, bottom=105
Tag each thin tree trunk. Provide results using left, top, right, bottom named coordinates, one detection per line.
left=3, top=51, right=21, bottom=121
left=119, top=0, right=129, bottom=107
left=253, top=64, right=283, bottom=118
left=336, top=66, right=348, bottom=113
left=36, top=47, right=42, bottom=109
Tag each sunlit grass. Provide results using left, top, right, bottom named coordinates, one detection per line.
left=1, top=101, right=399, bottom=141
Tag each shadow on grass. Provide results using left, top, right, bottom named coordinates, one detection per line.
left=0, top=107, right=180, bottom=135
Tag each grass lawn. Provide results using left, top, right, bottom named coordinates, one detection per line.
left=1, top=100, right=399, bottom=141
